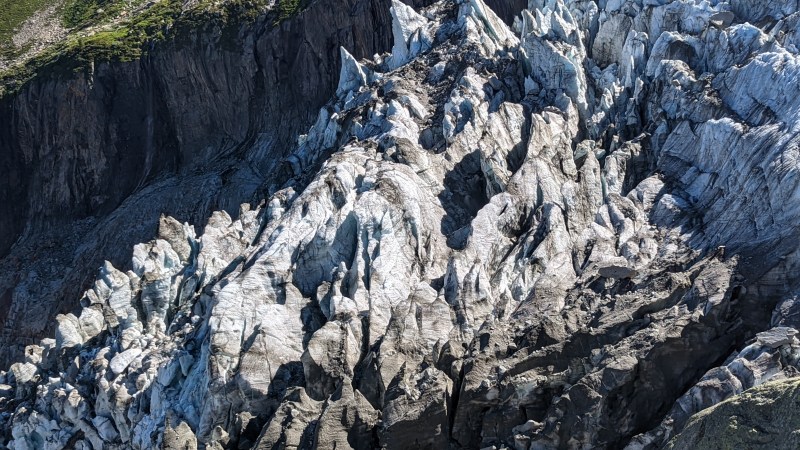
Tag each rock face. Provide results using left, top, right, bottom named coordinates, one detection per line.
left=666, top=378, right=800, bottom=450
left=2, top=0, right=800, bottom=449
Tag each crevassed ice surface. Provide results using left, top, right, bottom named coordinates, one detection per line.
left=4, top=0, right=800, bottom=449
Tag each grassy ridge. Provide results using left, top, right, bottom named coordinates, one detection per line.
left=0, top=0, right=311, bottom=96
left=62, top=0, right=132, bottom=29
left=0, top=0, right=183, bottom=95
left=65, top=0, right=182, bottom=62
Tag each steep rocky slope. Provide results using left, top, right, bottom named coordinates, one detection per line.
left=2, top=0, right=800, bottom=449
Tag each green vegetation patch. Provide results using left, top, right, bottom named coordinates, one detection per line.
left=0, top=0, right=312, bottom=96
left=0, top=0, right=182, bottom=94
left=276, top=0, right=302, bottom=22
left=61, top=0, right=131, bottom=29
left=56, top=0, right=182, bottom=64
left=0, top=0, right=54, bottom=45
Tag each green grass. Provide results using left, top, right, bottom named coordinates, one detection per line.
left=0, top=0, right=182, bottom=95
left=61, top=0, right=131, bottom=29
left=0, top=0, right=54, bottom=45
left=54, top=0, right=182, bottom=64
left=0, top=0, right=310, bottom=97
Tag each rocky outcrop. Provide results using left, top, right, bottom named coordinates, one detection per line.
left=666, top=378, right=800, bottom=450
left=2, top=0, right=800, bottom=448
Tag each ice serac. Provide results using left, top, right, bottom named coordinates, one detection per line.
left=4, top=0, right=800, bottom=448
left=386, top=0, right=432, bottom=70
left=336, top=47, right=376, bottom=98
